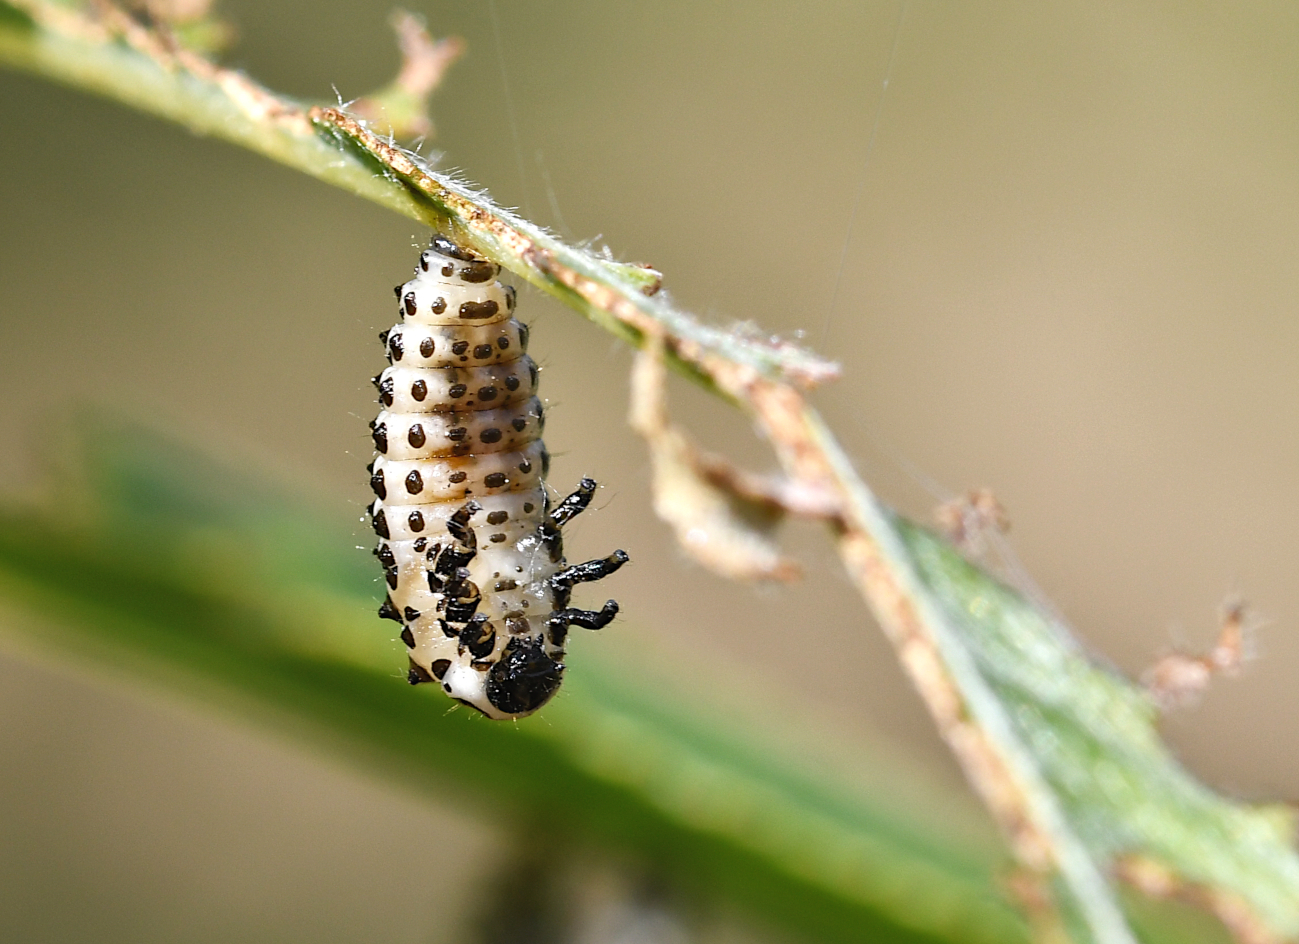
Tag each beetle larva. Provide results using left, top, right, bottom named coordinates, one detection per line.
left=367, top=235, right=628, bottom=719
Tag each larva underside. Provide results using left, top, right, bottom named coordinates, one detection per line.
left=367, top=235, right=627, bottom=719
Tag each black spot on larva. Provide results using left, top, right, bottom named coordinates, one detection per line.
left=430, top=658, right=452, bottom=679
left=408, top=661, right=434, bottom=685
left=400, top=626, right=415, bottom=648
left=477, top=386, right=498, bottom=402
left=407, top=424, right=426, bottom=448
left=449, top=471, right=467, bottom=483
left=413, top=537, right=427, bottom=553
left=370, top=469, right=387, bottom=499
left=440, top=263, right=454, bottom=276
left=518, top=460, right=532, bottom=474
left=497, top=335, right=510, bottom=350
left=379, top=376, right=394, bottom=406
left=446, top=588, right=481, bottom=625
left=459, top=300, right=499, bottom=319
left=439, top=618, right=456, bottom=637
left=504, top=285, right=517, bottom=312
left=506, top=616, right=530, bottom=635
left=385, top=567, right=398, bottom=589
left=431, top=235, right=476, bottom=261
left=490, top=533, right=506, bottom=543
left=408, top=510, right=425, bottom=532
left=474, top=343, right=493, bottom=359
left=494, top=578, right=518, bottom=591
left=389, top=333, right=404, bottom=361
left=372, top=508, right=390, bottom=538
left=480, top=428, right=502, bottom=444
left=427, top=296, right=446, bottom=316
left=411, top=379, right=428, bottom=401
left=378, top=329, right=390, bottom=344
left=449, top=383, right=467, bottom=399
left=371, top=374, right=382, bottom=390
left=376, top=544, right=396, bottom=567
left=523, top=503, right=534, bottom=513
left=452, top=340, right=469, bottom=356
left=419, top=337, right=435, bottom=358
left=405, top=470, right=424, bottom=494
left=419, top=252, right=430, bottom=272
left=511, top=418, right=527, bottom=432
left=517, top=321, right=529, bottom=349
left=372, top=422, right=389, bottom=453
left=378, top=597, right=402, bottom=622
left=486, top=510, right=508, bottom=525
left=486, top=638, right=563, bottom=715
left=459, top=261, right=497, bottom=283
left=528, top=361, right=539, bottom=387
left=452, top=443, right=472, bottom=457
left=403, top=606, right=421, bottom=622
left=484, top=472, right=507, bottom=489
left=447, top=427, right=467, bottom=442
left=540, top=448, right=551, bottom=477
left=393, top=285, right=404, bottom=298
left=504, top=376, right=520, bottom=392
left=403, top=292, right=417, bottom=317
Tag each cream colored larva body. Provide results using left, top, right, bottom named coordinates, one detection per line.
left=368, top=236, right=627, bottom=719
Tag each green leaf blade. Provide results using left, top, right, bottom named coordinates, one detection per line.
left=0, top=420, right=1029, bottom=944
left=896, top=515, right=1299, bottom=942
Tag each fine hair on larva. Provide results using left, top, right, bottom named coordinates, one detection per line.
left=367, top=234, right=628, bottom=719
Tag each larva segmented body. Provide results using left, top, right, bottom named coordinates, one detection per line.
left=367, top=236, right=628, bottom=719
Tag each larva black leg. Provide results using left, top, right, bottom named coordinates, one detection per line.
left=551, top=550, right=630, bottom=590
left=550, top=600, right=620, bottom=633
left=549, top=550, right=629, bottom=608
left=548, top=477, right=598, bottom=529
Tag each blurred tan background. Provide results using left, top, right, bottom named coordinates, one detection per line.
left=2, top=1, right=1298, bottom=941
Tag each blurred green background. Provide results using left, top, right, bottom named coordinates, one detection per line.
left=1, top=1, right=1297, bottom=941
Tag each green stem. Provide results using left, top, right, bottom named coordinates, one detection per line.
left=0, top=1, right=427, bottom=215
left=0, top=0, right=835, bottom=394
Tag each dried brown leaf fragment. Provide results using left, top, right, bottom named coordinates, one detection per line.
left=351, top=10, right=465, bottom=140
left=1142, top=598, right=1252, bottom=709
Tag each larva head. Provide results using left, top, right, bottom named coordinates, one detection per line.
left=485, top=638, right=565, bottom=717
left=427, top=636, right=563, bottom=720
